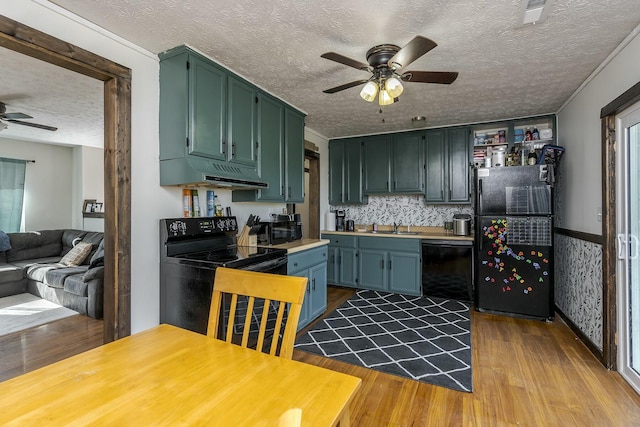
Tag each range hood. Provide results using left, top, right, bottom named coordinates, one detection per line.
left=160, top=155, right=268, bottom=189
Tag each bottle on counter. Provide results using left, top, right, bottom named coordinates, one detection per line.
left=524, top=127, right=532, bottom=141
left=214, top=195, right=223, bottom=217
left=191, top=190, right=200, bottom=217
left=207, top=190, right=215, bottom=217
left=528, top=151, right=538, bottom=165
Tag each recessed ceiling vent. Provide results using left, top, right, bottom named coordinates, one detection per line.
left=519, top=0, right=554, bottom=26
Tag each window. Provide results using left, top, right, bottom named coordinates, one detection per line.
left=0, top=157, right=27, bottom=232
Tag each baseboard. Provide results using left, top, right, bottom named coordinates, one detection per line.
left=555, top=304, right=605, bottom=366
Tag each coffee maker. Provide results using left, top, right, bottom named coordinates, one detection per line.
left=335, top=209, right=346, bottom=231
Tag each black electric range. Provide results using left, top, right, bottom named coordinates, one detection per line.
left=159, top=217, right=288, bottom=334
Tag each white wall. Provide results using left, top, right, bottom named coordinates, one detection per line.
left=0, top=136, right=73, bottom=230
left=557, top=28, right=640, bottom=234
left=1, top=1, right=170, bottom=333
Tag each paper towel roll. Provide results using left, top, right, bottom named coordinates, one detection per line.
left=325, top=212, right=336, bottom=231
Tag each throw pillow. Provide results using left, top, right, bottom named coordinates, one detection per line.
left=0, top=231, right=10, bottom=252
left=59, top=242, right=93, bottom=267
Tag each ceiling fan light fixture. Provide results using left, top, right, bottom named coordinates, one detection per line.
left=360, top=81, right=378, bottom=102
left=385, top=77, right=404, bottom=98
left=378, top=88, right=394, bottom=106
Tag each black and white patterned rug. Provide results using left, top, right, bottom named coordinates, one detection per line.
left=295, top=290, right=473, bottom=392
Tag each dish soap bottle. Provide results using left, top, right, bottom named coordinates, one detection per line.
left=214, top=195, right=223, bottom=217
left=528, top=151, right=538, bottom=165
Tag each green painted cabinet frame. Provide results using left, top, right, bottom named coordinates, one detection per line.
left=425, top=127, right=471, bottom=204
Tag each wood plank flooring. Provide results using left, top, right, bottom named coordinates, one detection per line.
left=2, top=287, right=639, bottom=426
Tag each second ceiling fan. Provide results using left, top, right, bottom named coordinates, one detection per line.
left=321, top=35, right=458, bottom=105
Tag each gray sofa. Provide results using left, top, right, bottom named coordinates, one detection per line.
left=0, top=229, right=104, bottom=319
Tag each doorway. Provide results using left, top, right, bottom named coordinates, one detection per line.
left=616, top=101, right=640, bottom=394
left=0, top=15, right=132, bottom=342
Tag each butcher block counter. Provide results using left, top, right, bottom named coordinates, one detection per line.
left=321, top=225, right=474, bottom=242
left=265, top=238, right=329, bottom=254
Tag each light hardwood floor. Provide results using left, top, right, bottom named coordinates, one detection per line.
left=2, top=287, right=639, bottom=426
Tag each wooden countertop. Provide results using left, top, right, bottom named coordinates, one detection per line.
left=322, top=226, right=474, bottom=242
left=265, top=238, right=330, bottom=254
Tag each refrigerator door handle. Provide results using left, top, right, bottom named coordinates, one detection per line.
left=631, top=234, right=639, bottom=260
left=478, top=179, right=483, bottom=213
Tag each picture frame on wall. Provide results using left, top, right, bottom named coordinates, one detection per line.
left=94, top=202, right=104, bottom=213
left=83, top=199, right=97, bottom=213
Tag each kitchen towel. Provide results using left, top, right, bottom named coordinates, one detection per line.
left=325, top=212, right=336, bottom=231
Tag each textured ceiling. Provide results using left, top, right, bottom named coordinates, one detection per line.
left=2, top=0, right=640, bottom=146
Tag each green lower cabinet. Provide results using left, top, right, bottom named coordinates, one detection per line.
left=358, top=249, right=387, bottom=291
left=338, top=248, right=358, bottom=287
left=288, top=246, right=328, bottom=331
left=388, top=251, right=421, bottom=295
left=323, top=234, right=358, bottom=288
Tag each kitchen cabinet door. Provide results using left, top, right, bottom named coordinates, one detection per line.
left=188, top=54, right=227, bottom=160
left=448, top=127, right=471, bottom=203
left=392, top=132, right=424, bottom=193
left=424, top=129, right=446, bottom=203
left=253, top=93, right=284, bottom=201
left=358, top=249, right=387, bottom=291
left=328, top=140, right=345, bottom=204
left=338, top=247, right=358, bottom=287
left=284, top=108, right=305, bottom=203
left=388, top=251, right=421, bottom=296
left=308, top=262, right=328, bottom=321
left=363, top=135, right=392, bottom=194
left=327, top=246, right=338, bottom=284
left=227, top=76, right=257, bottom=167
left=292, top=269, right=311, bottom=329
left=345, top=139, right=365, bottom=204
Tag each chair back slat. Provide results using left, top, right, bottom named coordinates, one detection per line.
left=207, top=267, right=308, bottom=359
left=241, top=296, right=256, bottom=348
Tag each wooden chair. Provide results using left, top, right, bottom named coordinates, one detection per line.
left=207, top=267, right=308, bottom=359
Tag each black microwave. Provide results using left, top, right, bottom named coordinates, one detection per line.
left=257, top=217, right=302, bottom=246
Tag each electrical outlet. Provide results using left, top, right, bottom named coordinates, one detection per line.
left=597, top=207, right=602, bottom=222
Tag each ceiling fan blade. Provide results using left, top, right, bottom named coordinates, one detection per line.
left=2, top=112, right=32, bottom=119
left=401, top=71, right=459, bottom=84
left=388, top=36, right=437, bottom=70
left=7, top=119, right=58, bottom=131
left=321, top=52, right=370, bottom=71
left=323, top=79, right=371, bottom=94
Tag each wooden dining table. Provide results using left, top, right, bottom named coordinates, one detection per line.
left=0, top=324, right=361, bottom=426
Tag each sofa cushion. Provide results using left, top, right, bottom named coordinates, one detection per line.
left=12, top=257, right=63, bottom=269
left=64, top=274, right=89, bottom=296
left=60, top=242, right=92, bottom=267
left=26, top=263, right=87, bottom=288
left=7, top=230, right=63, bottom=262
left=26, top=264, right=64, bottom=287
left=89, top=239, right=105, bottom=267
left=0, top=263, right=23, bottom=284
left=81, top=232, right=103, bottom=264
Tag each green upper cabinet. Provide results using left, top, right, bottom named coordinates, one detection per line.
left=392, top=132, right=425, bottom=193
left=249, top=93, right=284, bottom=201
left=284, top=108, right=305, bottom=203
left=227, top=76, right=256, bottom=167
left=448, top=127, right=471, bottom=203
left=188, top=54, right=227, bottom=160
left=424, top=129, right=446, bottom=202
left=363, top=135, right=392, bottom=194
left=232, top=98, right=305, bottom=203
left=328, top=138, right=366, bottom=205
left=424, top=127, right=471, bottom=204
left=159, top=48, right=227, bottom=163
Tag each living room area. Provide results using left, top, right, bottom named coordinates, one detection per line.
left=0, top=133, right=106, bottom=338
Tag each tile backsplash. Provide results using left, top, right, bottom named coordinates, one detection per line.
left=330, top=195, right=474, bottom=227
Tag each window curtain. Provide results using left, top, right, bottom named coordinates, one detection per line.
left=0, top=157, right=27, bottom=232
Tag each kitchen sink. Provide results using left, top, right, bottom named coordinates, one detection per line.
left=367, top=230, right=418, bottom=235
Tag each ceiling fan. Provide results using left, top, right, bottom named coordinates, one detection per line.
left=321, top=35, right=458, bottom=106
left=0, top=102, right=58, bottom=131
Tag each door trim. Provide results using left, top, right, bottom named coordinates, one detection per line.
left=0, top=15, right=132, bottom=342
left=601, top=81, right=640, bottom=368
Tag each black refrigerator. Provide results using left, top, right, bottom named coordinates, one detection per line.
left=474, top=164, right=554, bottom=320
